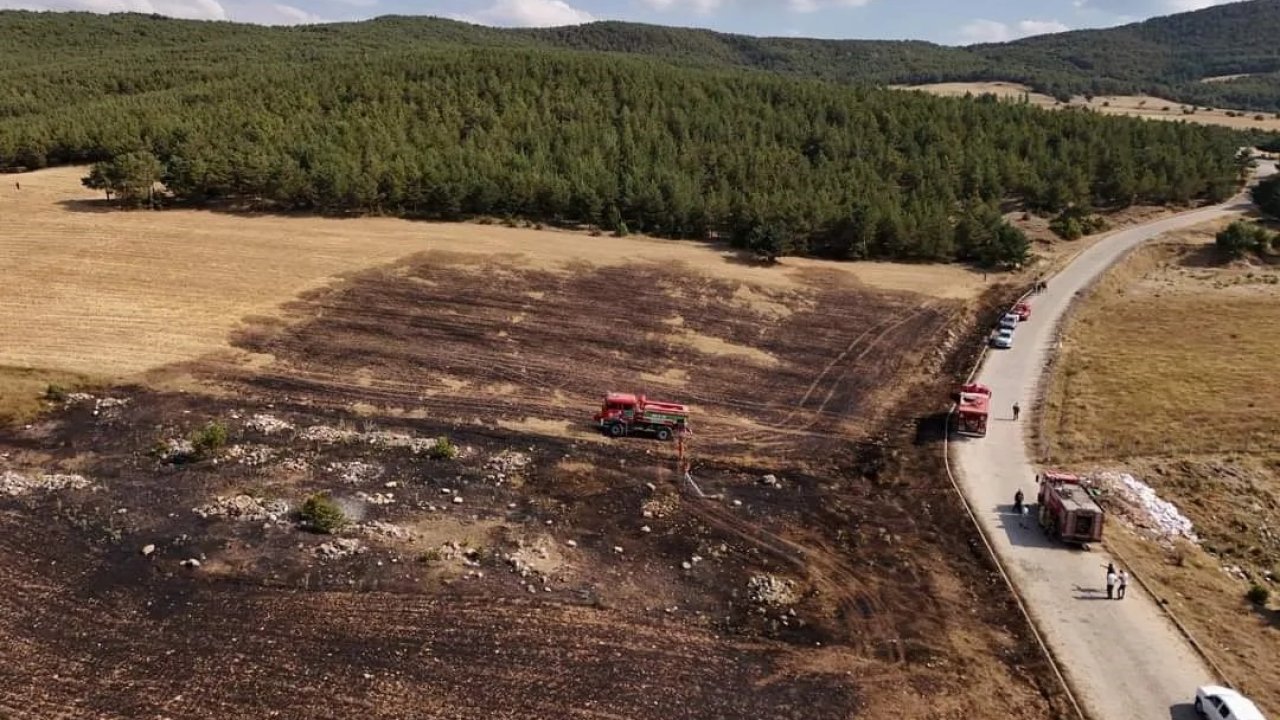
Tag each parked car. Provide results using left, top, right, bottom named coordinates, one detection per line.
left=998, top=313, right=1020, bottom=330
left=1013, top=301, right=1031, bottom=321
left=1195, top=686, right=1266, bottom=720
left=991, top=328, right=1014, bottom=349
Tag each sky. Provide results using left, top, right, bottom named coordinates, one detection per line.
left=0, top=0, right=1241, bottom=44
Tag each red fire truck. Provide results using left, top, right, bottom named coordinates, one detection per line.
left=952, top=383, right=992, bottom=438
left=593, top=392, right=690, bottom=441
left=1036, top=471, right=1104, bottom=546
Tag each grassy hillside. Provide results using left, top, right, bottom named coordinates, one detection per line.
left=3, top=2, right=1280, bottom=109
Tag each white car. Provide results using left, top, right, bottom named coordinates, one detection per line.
left=991, top=328, right=1014, bottom=349
left=1195, top=686, right=1267, bottom=720
left=998, top=313, right=1020, bottom=331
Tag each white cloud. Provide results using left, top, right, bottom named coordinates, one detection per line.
left=236, top=2, right=326, bottom=24
left=457, top=0, right=593, bottom=27
left=959, top=18, right=1069, bottom=43
left=0, top=0, right=227, bottom=19
left=1074, top=0, right=1232, bottom=14
left=639, top=0, right=867, bottom=15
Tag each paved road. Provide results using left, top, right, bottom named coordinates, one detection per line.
left=951, top=165, right=1274, bottom=720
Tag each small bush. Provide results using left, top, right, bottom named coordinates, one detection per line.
left=1247, top=584, right=1270, bottom=606
left=418, top=548, right=442, bottom=564
left=189, top=421, right=228, bottom=459
left=300, top=493, right=347, bottom=534
left=1216, top=220, right=1273, bottom=259
left=44, top=383, right=68, bottom=402
left=428, top=436, right=459, bottom=460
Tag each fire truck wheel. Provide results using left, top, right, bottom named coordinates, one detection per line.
left=656, top=428, right=672, bottom=441
left=608, top=423, right=626, bottom=437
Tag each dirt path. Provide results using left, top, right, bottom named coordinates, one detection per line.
left=951, top=161, right=1276, bottom=720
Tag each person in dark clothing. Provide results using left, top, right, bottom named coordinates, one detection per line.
left=1013, top=489, right=1024, bottom=513
left=1012, top=402, right=1021, bottom=420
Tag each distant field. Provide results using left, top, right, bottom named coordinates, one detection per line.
left=897, top=82, right=1280, bottom=132
left=0, top=165, right=989, bottom=421
left=1042, top=219, right=1280, bottom=715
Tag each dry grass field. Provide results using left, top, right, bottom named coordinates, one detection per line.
left=0, top=166, right=989, bottom=422
left=896, top=81, right=1280, bottom=132
left=1042, top=218, right=1280, bottom=714
left=0, top=165, right=1074, bottom=719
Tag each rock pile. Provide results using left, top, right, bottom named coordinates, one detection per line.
left=157, top=438, right=196, bottom=464
left=328, top=460, right=384, bottom=485
left=194, top=494, right=290, bottom=524
left=356, top=521, right=414, bottom=540
left=1, top=471, right=92, bottom=496
left=747, top=574, right=799, bottom=607
left=300, top=425, right=361, bottom=443
left=315, top=538, right=366, bottom=559
left=225, top=445, right=276, bottom=467
left=246, top=413, right=294, bottom=435
left=1096, top=472, right=1198, bottom=544
left=484, top=451, right=533, bottom=483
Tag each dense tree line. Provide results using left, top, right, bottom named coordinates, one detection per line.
left=0, top=17, right=1251, bottom=265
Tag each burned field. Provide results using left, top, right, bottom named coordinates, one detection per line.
left=0, top=251, right=1062, bottom=719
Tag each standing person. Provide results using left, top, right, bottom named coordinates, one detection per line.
left=1117, top=570, right=1129, bottom=599
left=1012, top=402, right=1021, bottom=421
left=1106, top=565, right=1117, bottom=600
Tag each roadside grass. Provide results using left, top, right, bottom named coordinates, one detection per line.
left=1043, top=220, right=1280, bottom=716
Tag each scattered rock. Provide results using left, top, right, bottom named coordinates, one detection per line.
left=194, top=494, right=290, bottom=524
left=355, top=491, right=395, bottom=506
left=641, top=525, right=652, bottom=533
left=452, top=496, right=464, bottom=504
left=613, top=546, right=624, bottom=554
left=732, top=499, right=743, bottom=508
left=300, top=425, right=360, bottom=444
left=565, top=540, right=578, bottom=548
left=681, top=561, right=692, bottom=570
left=181, top=558, right=202, bottom=569
left=759, top=474, right=781, bottom=488
left=141, top=544, right=156, bottom=557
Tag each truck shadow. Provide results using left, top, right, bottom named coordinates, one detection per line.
left=992, top=504, right=1064, bottom=549
left=1169, top=702, right=1199, bottom=720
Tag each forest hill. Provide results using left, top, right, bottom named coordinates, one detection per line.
left=2, top=48, right=1248, bottom=266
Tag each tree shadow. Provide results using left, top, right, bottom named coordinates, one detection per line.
left=57, top=198, right=118, bottom=213
left=1249, top=601, right=1280, bottom=629
left=1176, top=244, right=1227, bottom=269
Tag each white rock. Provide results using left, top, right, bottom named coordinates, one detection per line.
left=681, top=561, right=692, bottom=570
left=141, top=544, right=156, bottom=557
left=181, top=558, right=201, bottom=569
left=613, top=546, right=624, bottom=554
left=453, top=496, right=464, bottom=504
left=566, top=540, right=578, bottom=548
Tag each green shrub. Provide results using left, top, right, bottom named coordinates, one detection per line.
left=1247, top=584, right=1270, bottom=606
left=1216, top=220, right=1273, bottom=259
left=44, top=383, right=68, bottom=402
left=189, top=421, right=228, bottom=459
left=300, top=493, right=347, bottom=534
left=428, top=436, right=460, bottom=460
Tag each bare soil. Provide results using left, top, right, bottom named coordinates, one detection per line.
left=1042, top=221, right=1280, bottom=715
left=0, top=167, right=1068, bottom=719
